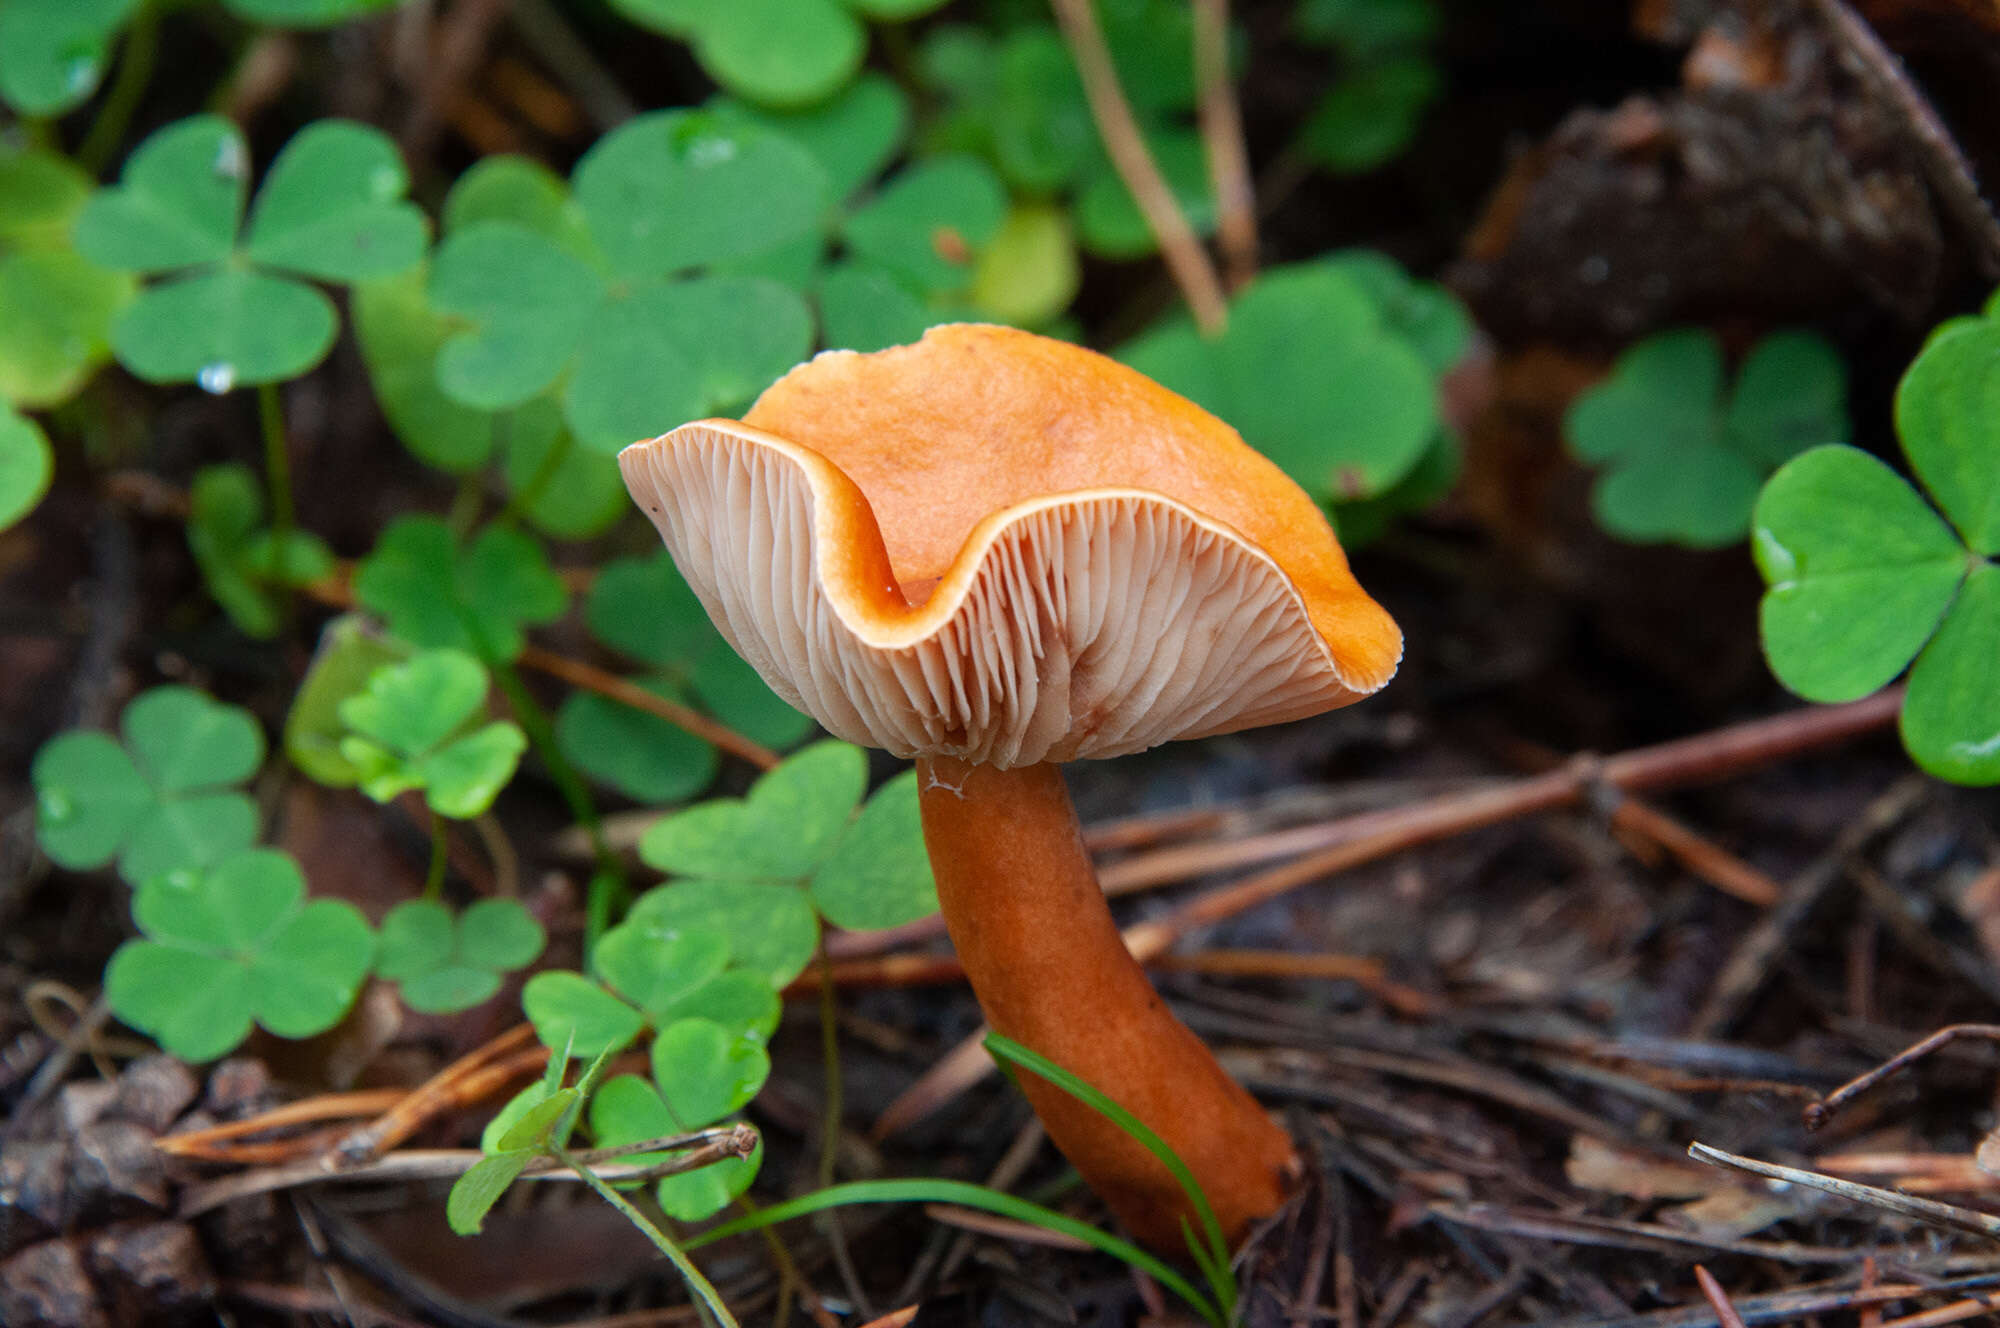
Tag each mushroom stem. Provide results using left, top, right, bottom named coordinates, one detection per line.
left=916, top=756, right=1297, bottom=1251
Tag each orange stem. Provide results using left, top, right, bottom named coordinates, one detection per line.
left=916, top=756, right=1295, bottom=1250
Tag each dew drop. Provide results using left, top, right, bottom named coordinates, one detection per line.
left=368, top=164, right=401, bottom=199
left=37, top=788, right=74, bottom=823
left=213, top=136, right=248, bottom=183
left=198, top=362, right=237, bottom=394
left=61, top=53, right=99, bottom=95
left=686, top=136, right=738, bottom=169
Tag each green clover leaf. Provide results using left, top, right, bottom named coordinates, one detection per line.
left=33, top=685, right=264, bottom=886
left=351, top=515, right=567, bottom=664
left=1755, top=318, right=2000, bottom=784
left=520, top=915, right=737, bottom=1055
left=556, top=680, right=718, bottom=805
left=817, top=262, right=944, bottom=353
left=0, top=0, right=138, bottom=116
left=638, top=742, right=938, bottom=945
left=0, top=406, right=52, bottom=532
left=589, top=1074, right=762, bottom=1221
left=375, top=897, right=546, bottom=1013
left=843, top=154, right=1007, bottom=296
left=221, top=0, right=402, bottom=25
left=1122, top=261, right=1436, bottom=501
left=652, top=1017, right=770, bottom=1128
left=1074, top=129, right=1216, bottom=260
left=74, top=116, right=426, bottom=389
left=808, top=770, right=937, bottom=931
left=336, top=649, right=527, bottom=818
left=1567, top=328, right=1849, bottom=547
left=105, top=848, right=374, bottom=1061
left=612, top=0, right=947, bottom=108
left=640, top=740, right=867, bottom=882
left=186, top=463, right=335, bottom=639
left=284, top=615, right=410, bottom=786
left=713, top=73, right=910, bottom=203
left=0, top=150, right=133, bottom=410
left=424, top=113, right=822, bottom=454
left=627, top=879, right=819, bottom=989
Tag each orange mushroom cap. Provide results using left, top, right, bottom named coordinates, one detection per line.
left=618, top=323, right=1401, bottom=769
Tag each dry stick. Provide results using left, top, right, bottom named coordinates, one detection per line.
left=331, top=1022, right=539, bottom=1163
left=1693, top=1266, right=1750, bottom=1328
left=1805, top=1024, right=2000, bottom=1132
left=1191, top=0, right=1257, bottom=290
left=872, top=693, right=1903, bottom=1138
left=516, top=644, right=781, bottom=770
left=1605, top=796, right=1782, bottom=908
left=1689, top=1141, right=2000, bottom=1242
left=1807, top=0, right=2000, bottom=279
left=1881, top=1292, right=2000, bottom=1328
left=838, top=693, right=1900, bottom=962
left=1049, top=0, right=1229, bottom=334
left=178, top=1125, right=759, bottom=1219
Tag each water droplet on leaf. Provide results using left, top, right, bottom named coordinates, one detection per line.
left=213, top=137, right=248, bottom=182
left=38, top=788, right=73, bottom=823
left=198, top=362, right=237, bottom=394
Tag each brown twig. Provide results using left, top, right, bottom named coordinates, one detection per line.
left=1806, top=1024, right=2000, bottom=1131
left=155, top=1089, right=408, bottom=1160
left=1694, top=1265, right=1750, bottom=1328
left=1807, top=0, right=2000, bottom=279
left=331, top=1022, right=540, bottom=1163
left=1049, top=0, right=1229, bottom=334
left=1192, top=0, right=1257, bottom=290
left=516, top=645, right=781, bottom=770
left=1689, top=1141, right=2000, bottom=1241
left=870, top=692, right=1905, bottom=1137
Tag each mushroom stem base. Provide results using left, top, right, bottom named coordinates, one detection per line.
left=916, top=756, right=1297, bottom=1252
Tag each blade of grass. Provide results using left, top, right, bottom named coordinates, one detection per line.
left=984, top=1032, right=1237, bottom=1307
left=683, top=1179, right=1221, bottom=1326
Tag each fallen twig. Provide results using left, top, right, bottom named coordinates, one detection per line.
left=1049, top=0, right=1229, bottom=333
left=1806, top=1024, right=2000, bottom=1131
left=1689, top=1141, right=2000, bottom=1241
left=1192, top=0, right=1256, bottom=290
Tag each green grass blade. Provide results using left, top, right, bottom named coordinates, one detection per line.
left=984, top=1032, right=1237, bottom=1305
left=682, top=1178, right=1221, bottom=1326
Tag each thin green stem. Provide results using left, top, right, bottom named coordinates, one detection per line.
left=446, top=467, right=485, bottom=540
left=78, top=0, right=160, bottom=175
left=257, top=382, right=295, bottom=553
left=490, top=660, right=625, bottom=945
left=557, top=1147, right=740, bottom=1328
left=492, top=427, right=571, bottom=531
left=425, top=810, right=448, bottom=899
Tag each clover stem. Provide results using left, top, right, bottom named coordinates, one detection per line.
left=916, top=756, right=1297, bottom=1251
left=490, top=660, right=626, bottom=945
left=556, top=1146, right=740, bottom=1328
left=256, top=381, right=295, bottom=560
left=447, top=468, right=484, bottom=541
left=78, top=0, right=161, bottom=175
left=492, top=422, right=570, bottom=531
left=424, top=811, right=448, bottom=900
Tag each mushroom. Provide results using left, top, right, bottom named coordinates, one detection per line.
left=618, top=324, right=1400, bottom=1250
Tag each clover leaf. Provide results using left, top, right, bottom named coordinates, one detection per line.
left=0, top=406, right=51, bottom=532
left=613, top=0, right=947, bottom=108
left=557, top=551, right=812, bottom=802
left=105, top=848, right=374, bottom=1061
left=1755, top=318, right=2000, bottom=784
left=186, top=463, right=335, bottom=639
left=0, top=150, right=134, bottom=411
left=34, top=685, right=264, bottom=887
left=352, top=516, right=567, bottom=664
left=1122, top=261, right=1437, bottom=501
left=713, top=74, right=910, bottom=203
left=375, top=898, right=546, bottom=1013
left=336, top=649, right=527, bottom=818
left=0, top=0, right=137, bottom=116
left=520, top=916, right=735, bottom=1056
left=590, top=1073, right=763, bottom=1221
left=1568, top=328, right=1849, bottom=548
left=221, top=0, right=402, bottom=28
left=1296, top=0, right=1441, bottom=175
left=425, top=113, right=822, bottom=455
left=638, top=740, right=939, bottom=948
left=652, top=1018, right=769, bottom=1129
left=75, top=117, right=426, bottom=389
left=285, top=615, right=410, bottom=786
